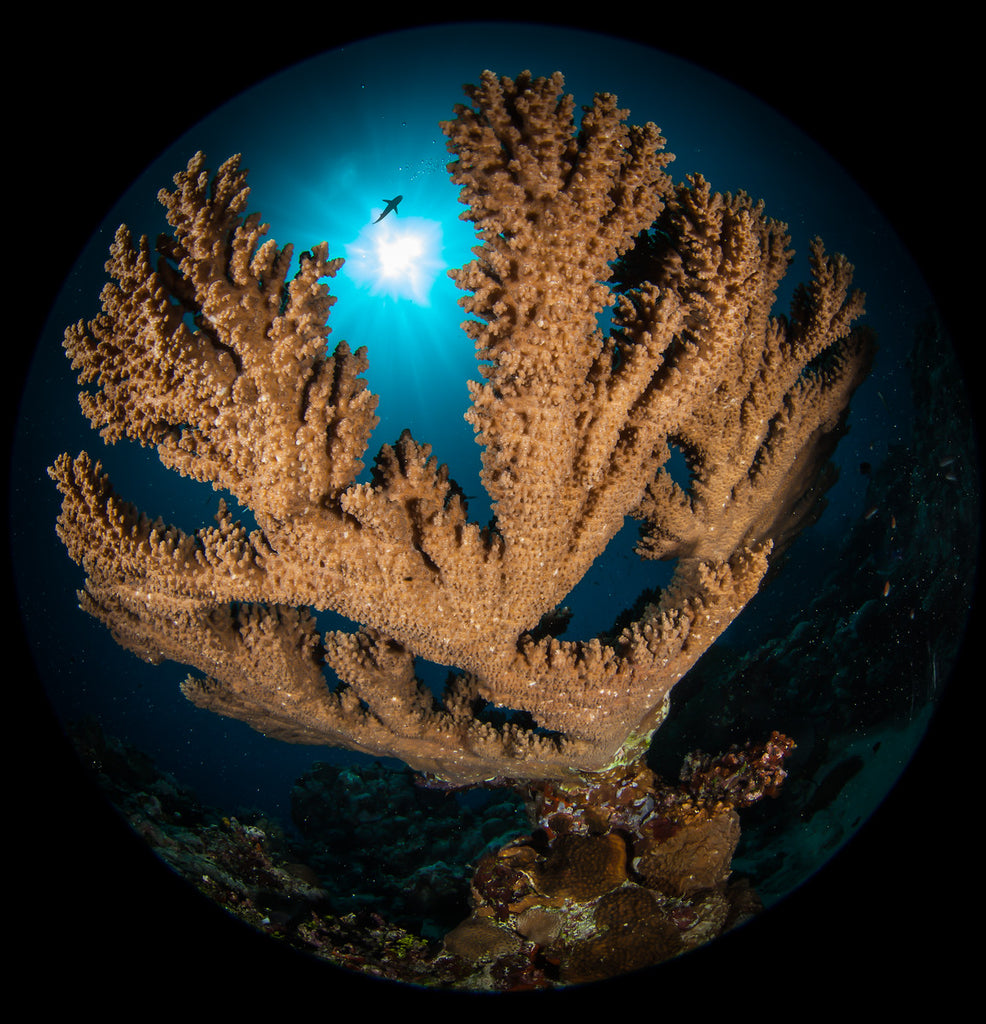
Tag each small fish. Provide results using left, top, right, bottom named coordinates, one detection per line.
left=374, top=195, right=403, bottom=223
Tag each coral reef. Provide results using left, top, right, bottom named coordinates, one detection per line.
left=444, top=737, right=792, bottom=987
left=49, top=70, right=871, bottom=787
left=290, top=761, right=527, bottom=935
left=69, top=719, right=790, bottom=990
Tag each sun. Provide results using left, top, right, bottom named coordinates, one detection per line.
left=344, top=215, right=445, bottom=305
left=377, top=232, right=423, bottom=278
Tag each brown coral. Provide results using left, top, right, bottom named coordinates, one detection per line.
left=527, top=833, right=628, bottom=901
left=446, top=736, right=794, bottom=986
left=50, top=71, right=872, bottom=785
left=443, top=916, right=521, bottom=960
left=633, top=808, right=741, bottom=897
left=561, top=887, right=682, bottom=984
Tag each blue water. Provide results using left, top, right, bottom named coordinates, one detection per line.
left=11, top=23, right=947, bottom=827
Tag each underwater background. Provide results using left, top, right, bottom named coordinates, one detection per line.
left=9, top=13, right=980, bottom=1004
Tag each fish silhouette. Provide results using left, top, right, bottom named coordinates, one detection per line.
left=374, top=195, right=403, bottom=223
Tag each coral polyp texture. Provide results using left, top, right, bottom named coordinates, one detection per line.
left=50, top=70, right=873, bottom=786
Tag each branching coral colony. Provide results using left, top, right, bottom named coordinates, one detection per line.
left=50, top=69, right=875, bottom=985
left=51, top=70, right=872, bottom=790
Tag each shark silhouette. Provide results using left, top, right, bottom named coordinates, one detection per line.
left=374, top=195, right=403, bottom=223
